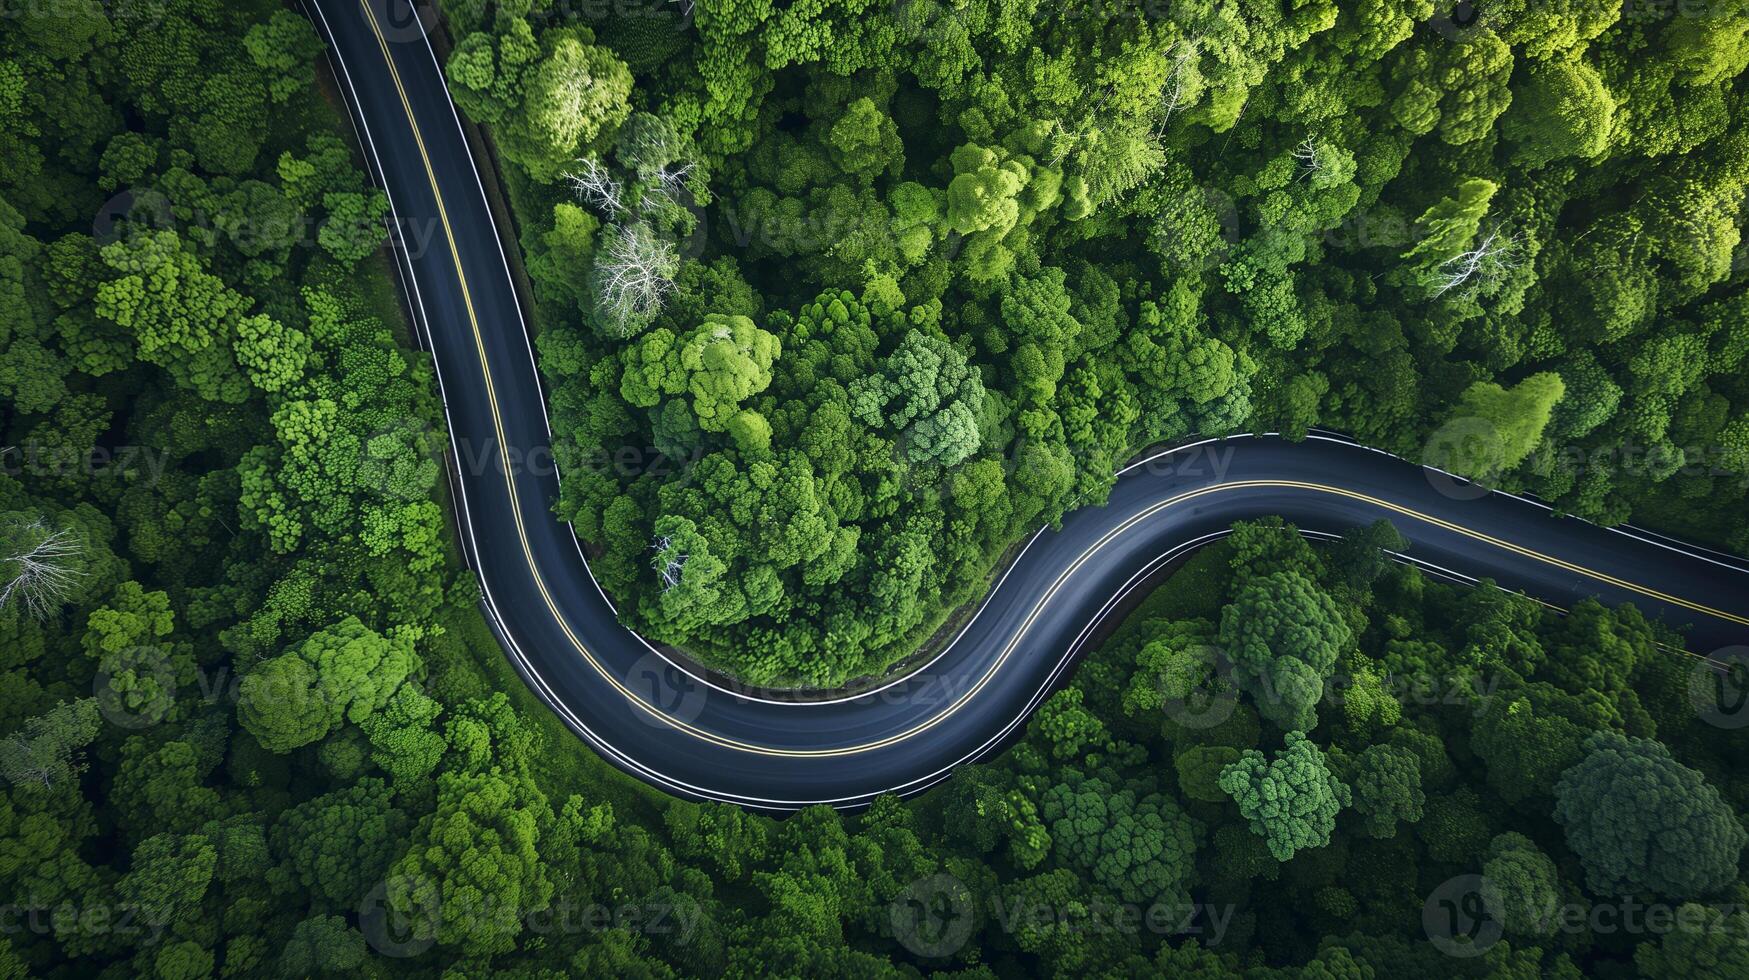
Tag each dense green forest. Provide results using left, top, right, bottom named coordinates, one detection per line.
left=3, top=0, right=1749, bottom=977
left=438, top=0, right=1749, bottom=686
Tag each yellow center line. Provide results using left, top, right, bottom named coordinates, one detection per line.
left=356, top=0, right=1745, bottom=759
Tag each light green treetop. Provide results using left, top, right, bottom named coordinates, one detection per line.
left=1219, top=731, right=1351, bottom=862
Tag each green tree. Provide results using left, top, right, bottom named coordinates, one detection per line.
left=1432, top=374, right=1566, bottom=480
left=1337, top=743, right=1424, bottom=839
left=1390, top=31, right=1514, bottom=145
left=1400, top=178, right=1500, bottom=299
left=232, top=313, right=309, bottom=393
left=1635, top=904, right=1749, bottom=979
left=0, top=699, right=99, bottom=791
left=1501, top=59, right=1616, bottom=167
left=360, top=685, right=448, bottom=785
left=387, top=768, right=560, bottom=956
left=95, top=230, right=250, bottom=403
left=446, top=23, right=633, bottom=182
left=621, top=314, right=780, bottom=436
left=273, top=777, right=410, bottom=907
left=242, top=10, right=322, bottom=103
left=115, top=832, right=216, bottom=933
left=1219, top=732, right=1351, bottom=862
left=1479, top=833, right=1561, bottom=938
left=82, top=582, right=184, bottom=728
left=238, top=618, right=418, bottom=752
left=316, top=190, right=390, bottom=265
left=236, top=655, right=328, bottom=752
left=1176, top=746, right=1243, bottom=804
left=944, top=143, right=1027, bottom=237
left=1470, top=682, right=1596, bottom=806
left=1553, top=732, right=1746, bottom=899
left=1034, top=688, right=1108, bottom=761
left=664, top=800, right=769, bottom=884
left=276, top=915, right=367, bottom=977
left=1039, top=775, right=1200, bottom=905
left=1219, top=570, right=1351, bottom=732
left=849, top=328, right=986, bottom=467
left=828, top=97, right=903, bottom=182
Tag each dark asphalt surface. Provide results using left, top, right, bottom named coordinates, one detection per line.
left=309, top=0, right=1749, bottom=809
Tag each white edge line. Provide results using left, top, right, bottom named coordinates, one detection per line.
left=311, top=5, right=1749, bottom=808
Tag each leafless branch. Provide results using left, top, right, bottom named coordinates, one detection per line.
left=594, top=222, right=677, bottom=335
left=656, top=160, right=697, bottom=199
left=562, top=157, right=624, bottom=216
left=1154, top=34, right=1203, bottom=135
left=650, top=535, right=688, bottom=590
left=1426, top=226, right=1521, bottom=298
left=1292, top=136, right=1323, bottom=181
left=0, top=518, right=84, bottom=619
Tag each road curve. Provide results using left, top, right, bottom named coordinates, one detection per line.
left=308, top=0, right=1749, bottom=810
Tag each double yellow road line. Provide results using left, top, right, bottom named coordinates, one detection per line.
left=354, top=0, right=1746, bottom=756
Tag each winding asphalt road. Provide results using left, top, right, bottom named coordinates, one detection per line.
left=308, top=0, right=1749, bottom=810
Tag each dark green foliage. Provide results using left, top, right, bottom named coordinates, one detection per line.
left=1479, top=833, right=1562, bottom=938
left=272, top=777, right=409, bottom=907
left=1219, top=569, right=1351, bottom=732
left=1038, top=773, right=1200, bottom=906
left=1336, top=743, right=1425, bottom=840
left=1219, top=732, right=1351, bottom=862
left=1553, top=732, right=1747, bottom=900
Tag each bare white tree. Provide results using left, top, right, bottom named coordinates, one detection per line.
left=1426, top=226, right=1521, bottom=298
left=624, top=124, right=699, bottom=208
left=0, top=516, right=85, bottom=619
left=1292, top=136, right=1323, bottom=181
left=562, top=157, right=624, bottom=216
left=630, top=174, right=698, bottom=220
left=655, top=159, right=698, bottom=200
left=650, top=535, right=687, bottom=590
left=0, top=699, right=99, bottom=790
left=593, top=222, right=678, bottom=336
left=1154, top=34, right=1203, bottom=134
